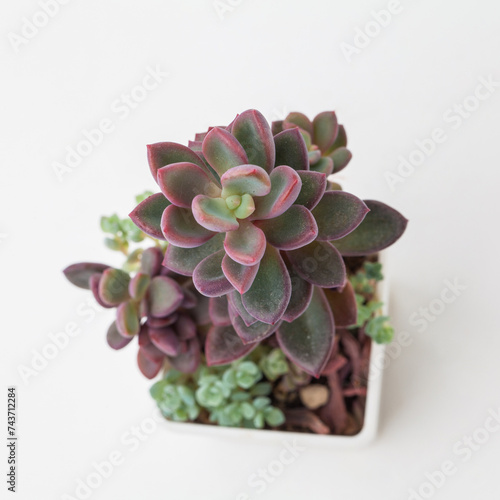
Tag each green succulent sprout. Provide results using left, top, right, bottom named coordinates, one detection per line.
left=259, top=348, right=289, bottom=381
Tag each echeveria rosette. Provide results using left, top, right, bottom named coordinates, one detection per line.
left=63, top=248, right=207, bottom=379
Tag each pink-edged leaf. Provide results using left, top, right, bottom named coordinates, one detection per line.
left=192, top=250, right=234, bottom=297
left=242, top=245, right=291, bottom=325
left=161, top=204, right=215, bottom=248
left=137, top=348, right=164, bottom=379
left=128, top=273, right=151, bottom=301
left=129, top=193, right=170, bottom=240
left=147, top=142, right=208, bottom=181
left=98, top=268, right=131, bottom=306
left=140, top=247, right=163, bottom=276
left=192, top=195, right=239, bottom=232
left=220, top=164, right=271, bottom=197
left=283, top=112, right=313, bottom=135
left=294, top=171, right=327, bottom=210
left=254, top=205, right=318, bottom=250
left=174, top=314, right=197, bottom=341
left=106, top=321, right=133, bottom=350
left=188, top=140, right=203, bottom=152
left=195, top=132, right=208, bottom=141
left=323, top=281, right=358, bottom=327
left=230, top=308, right=279, bottom=344
left=271, top=120, right=284, bottom=135
left=209, top=296, right=232, bottom=326
left=202, top=127, right=248, bottom=177
left=232, top=109, right=276, bottom=172
left=89, top=273, right=114, bottom=309
left=149, top=327, right=181, bottom=356
left=312, top=191, right=369, bottom=241
left=63, top=262, right=108, bottom=289
left=277, top=287, right=335, bottom=377
left=286, top=241, right=346, bottom=288
left=332, top=200, right=408, bottom=256
left=312, top=111, right=338, bottom=153
left=329, top=147, right=352, bottom=174
left=169, top=337, right=201, bottom=373
left=163, top=233, right=224, bottom=276
left=325, top=124, right=347, bottom=154
left=228, top=291, right=258, bottom=327
left=157, top=162, right=220, bottom=208
left=282, top=259, right=314, bottom=323
left=224, top=220, right=266, bottom=266
left=251, top=166, right=302, bottom=220
left=310, top=157, right=334, bottom=176
left=146, top=314, right=178, bottom=329
left=205, top=325, right=257, bottom=366
left=148, top=276, right=184, bottom=318
left=116, top=301, right=140, bottom=337
left=221, top=254, right=259, bottom=294
left=274, top=128, right=309, bottom=172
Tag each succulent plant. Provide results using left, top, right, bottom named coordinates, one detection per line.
left=63, top=246, right=208, bottom=379
left=129, top=109, right=407, bottom=378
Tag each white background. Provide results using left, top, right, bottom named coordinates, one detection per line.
left=1, top=0, right=500, bottom=499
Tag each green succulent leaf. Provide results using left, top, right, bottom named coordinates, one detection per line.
left=294, top=170, right=327, bottom=210
left=116, top=301, right=140, bottom=337
left=63, top=262, right=108, bottom=290
left=312, top=111, right=338, bottom=153
left=274, top=128, right=309, bottom=172
left=98, top=268, right=131, bottom=306
left=148, top=276, right=184, bottom=318
left=129, top=192, right=170, bottom=240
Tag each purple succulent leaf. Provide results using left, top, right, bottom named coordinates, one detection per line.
left=89, top=273, right=114, bottom=309
left=129, top=193, right=170, bottom=241
left=137, top=347, right=164, bottom=379
left=228, top=291, right=258, bottom=327
left=162, top=233, right=224, bottom=276
left=231, top=109, right=276, bottom=173
left=274, top=128, right=309, bottom=172
left=202, top=127, right=248, bottom=177
left=281, top=259, right=314, bottom=323
left=192, top=195, right=239, bottom=232
left=149, top=326, right=181, bottom=356
left=220, top=164, right=271, bottom=197
left=63, top=262, right=109, bottom=289
left=209, top=296, right=232, bottom=327
left=312, top=112, right=338, bottom=153
left=128, top=273, right=151, bottom=301
left=286, top=241, right=346, bottom=288
left=146, top=313, right=179, bottom=329
left=253, top=205, right=318, bottom=251
left=294, top=170, right=327, bottom=210
left=161, top=204, right=216, bottom=248
left=174, top=314, right=197, bottom=341
left=98, top=268, right=131, bottom=306
left=139, top=248, right=162, bottom=276
left=277, top=287, right=335, bottom=378
left=329, top=147, right=352, bottom=174
left=323, top=281, right=358, bottom=328
left=271, top=120, right=284, bottom=135
left=242, top=244, right=291, bottom=325
left=205, top=325, right=257, bottom=366
left=148, top=276, right=184, bottom=318
left=147, top=142, right=208, bottom=182
left=116, top=301, right=140, bottom=337
left=192, top=294, right=211, bottom=325
left=223, top=221, right=266, bottom=266
left=106, top=321, right=133, bottom=350
left=188, top=140, right=203, bottom=152
left=312, top=191, right=370, bottom=241
left=310, top=157, right=334, bottom=176
left=251, top=165, right=302, bottom=220
left=283, top=112, right=313, bottom=135
left=325, top=125, right=347, bottom=154
left=192, top=249, right=235, bottom=297
left=221, top=254, right=259, bottom=294
left=230, top=307, right=280, bottom=345
left=180, top=288, right=197, bottom=309
left=157, top=162, right=220, bottom=208
left=308, top=149, right=322, bottom=165
left=332, top=200, right=408, bottom=256
left=169, top=337, right=201, bottom=374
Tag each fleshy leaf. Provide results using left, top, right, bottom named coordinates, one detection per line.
left=98, top=268, right=131, bottom=306
left=232, top=110, right=276, bottom=172
left=63, top=262, right=108, bottom=289
left=233, top=193, right=255, bottom=219
left=149, top=276, right=184, bottom=318
left=129, top=193, right=170, bottom=240
left=221, top=254, right=259, bottom=294
left=325, top=125, right=347, bottom=153
left=192, top=195, right=239, bottom=232
left=161, top=205, right=215, bottom=248
left=332, top=200, right=408, bottom=256
left=294, top=171, right=327, bottom=210
left=323, top=281, right=358, bottom=327
left=128, top=273, right=151, bottom=301
left=205, top=325, right=257, bottom=366
left=157, top=162, right=219, bottom=208
left=230, top=308, right=279, bottom=344
left=202, top=127, right=248, bottom=177
left=116, top=301, right=140, bottom=337
left=330, top=147, right=352, bottom=174
left=254, top=205, right=318, bottom=250
left=89, top=273, right=113, bottom=308
left=282, top=260, right=314, bottom=323
left=271, top=120, right=284, bottom=135
left=174, top=314, right=197, bottom=341
left=312, top=191, right=369, bottom=241
left=251, top=166, right=302, bottom=220
left=107, top=321, right=133, bottom=350
left=283, top=112, right=313, bottom=135
left=228, top=291, right=258, bottom=327
left=310, top=157, right=334, bottom=176
left=277, top=287, right=335, bottom=377
left=242, top=245, right=291, bottom=325
left=147, top=314, right=178, bottom=329
left=137, top=348, right=163, bottom=379
left=140, top=247, right=163, bottom=276
left=149, top=327, right=181, bottom=356
left=220, top=165, right=271, bottom=198
left=224, top=221, right=266, bottom=266
left=274, top=128, right=309, bottom=172
left=193, top=250, right=234, bottom=297
left=169, top=337, right=201, bottom=373
left=163, top=233, right=224, bottom=276
left=209, top=296, right=232, bottom=326
left=312, top=112, right=338, bottom=153
left=286, top=241, right=346, bottom=288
